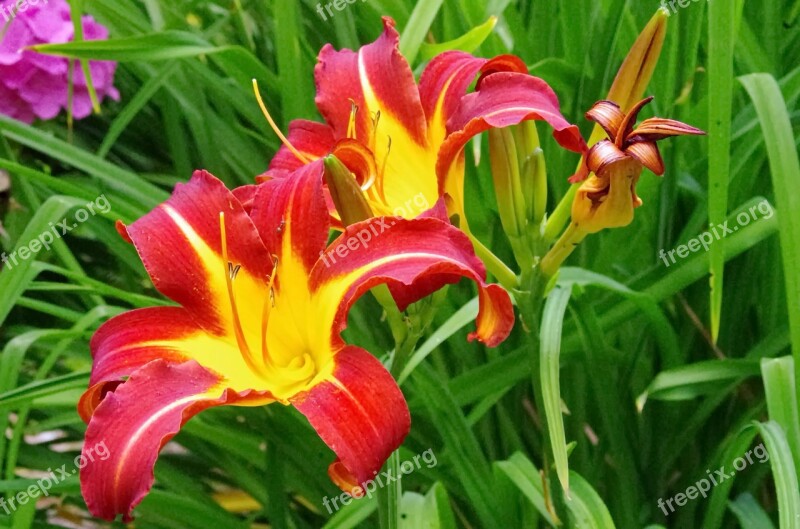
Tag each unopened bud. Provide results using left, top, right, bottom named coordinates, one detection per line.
left=323, top=155, right=374, bottom=227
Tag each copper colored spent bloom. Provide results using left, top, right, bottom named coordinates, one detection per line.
left=584, top=97, right=705, bottom=177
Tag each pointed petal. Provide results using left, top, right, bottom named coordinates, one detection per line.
left=80, top=360, right=267, bottom=522
left=586, top=140, right=630, bottom=176
left=585, top=100, right=625, bottom=142
left=315, top=16, right=427, bottom=146
left=617, top=96, right=654, bottom=144
left=626, top=141, right=665, bottom=175
left=438, top=72, right=586, bottom=189
left=311, top=214, right=514, bottom=347
left=291, top=346, right=409, bottom=495
left=80, top=307, right=269, bottom=422
left=251, top=161, right=330, bottom=275
left=475, top=54, right=529, bottom=85
left=418, top=51, right=487, bottom=144
left=268, top=119, right=335, bottom=173
left=123, top=171, right=274, bottom=335
left=629, top=117, right=706, bottom=142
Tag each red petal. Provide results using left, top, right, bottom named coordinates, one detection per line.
left=251, top=161, right=330, bottom=275
left=126, top=171, right=274, bottom=334
left=585, top=100, right=625, bottom=142
left=314, top=17, right=427, bottom=146
left=475, top=54, right=529, bottom=86
left=626, top=141, right=665, bottom=175
left=232, top=184, right=258, bottom=215
left=268, top=119, right=335, bottom=173
left=311, top=215, right=514, bottom=347
left=438, top=72, right=587, bottom=185
left=418, top=51, right=487, bottom=139
left=80, top=360, right=266, bottom=522
left=79, top=305, right=268, bottom=422
left=290, top=346, right=409, bottom=494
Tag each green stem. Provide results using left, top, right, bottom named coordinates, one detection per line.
left=467, top=232, right=519, bottom=291
left=543, top=183, right=579, bottom=243
left=540, top=222, right=587, bottom=278
left=517, top=272, right=565, bottom=524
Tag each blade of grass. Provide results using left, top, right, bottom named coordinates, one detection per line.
left=739, top=73, right=800, bottom=406
left=707, top=0, right=743, bottom=342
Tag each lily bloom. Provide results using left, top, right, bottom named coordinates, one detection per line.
left=540, top=96, right=704, bottom=276
left=78, top=164, right=513, bottom=521
left=571, top=96, right=705, bottom=233
left=264, top=17, right=585, bottom=228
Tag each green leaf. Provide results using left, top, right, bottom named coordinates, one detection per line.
left=707, top=0, right=743, bottom=342
left=564, top=471, right=617, bottom=529
left=540, top=285, right=572, bottom=493
left=398, top=483, right=456, bottom=529
left=637, top=359, right=761, bottom=408
left=740, top=73, right=800, bottom=403
left=728, top=493, right=776, bottom=529
left=398, top=0, right=445, bottom=65
left=761, top=357, right=800, bottom=484
left=419, top=17, right=497, bottom=60
left=494, top=452, right=555, bottom=526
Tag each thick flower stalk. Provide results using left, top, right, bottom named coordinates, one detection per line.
left=78, top=165, right=513, bottom=521
left=0, top=0, right=118, bottom=123
left=540, top=97, right=705, bottom=276
left=262, top=17, right=585, bottom=231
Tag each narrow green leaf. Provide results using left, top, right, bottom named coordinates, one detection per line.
left=740, top=73, right=800, bottom=404
left=707, top=0, right=743, bottom=341
left=540, top=285, right=572, bottom=493
left=419, top=17, right=497, bottom=60
left=637, top=359, right=761, bottom=408
left=761, top=357, right=800, bottom=483
left=564, top=471, right=617, bottom=529
left=728, top=493, right=776, bottom=529
left=398, top=0, right=445, bottom=66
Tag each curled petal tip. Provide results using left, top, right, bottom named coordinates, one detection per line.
left=626, top=141, right=665, bottom=175
left=586, top=140, right=629, bottom=176
left=585, top=100, right=625, bottom=141
left=630, top=117, right=706, bottom=141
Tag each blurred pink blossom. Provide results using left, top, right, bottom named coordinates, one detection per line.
left=0, top=0, right=119, bottom=123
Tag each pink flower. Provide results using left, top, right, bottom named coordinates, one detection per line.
left=0, top=0, right=119, bottom=123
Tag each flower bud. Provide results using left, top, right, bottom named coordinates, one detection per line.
left=323, top=154, right=374, bottom=227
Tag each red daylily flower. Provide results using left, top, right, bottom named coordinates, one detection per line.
left=263, top=17, right=586, bottom=228
left=78, top=165, right=514, bottom=521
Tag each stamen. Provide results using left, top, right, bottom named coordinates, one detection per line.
left=252, top=79, right=312, bottom=164
left=347, top=99, right=359, bottom=140
left=374, top=136, right=391, bottom=201
left=370, top=110, right=382, bottom=155
left=220, top=212, right=262, bottom=375
left=261, top=256, right=278, bottom=364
